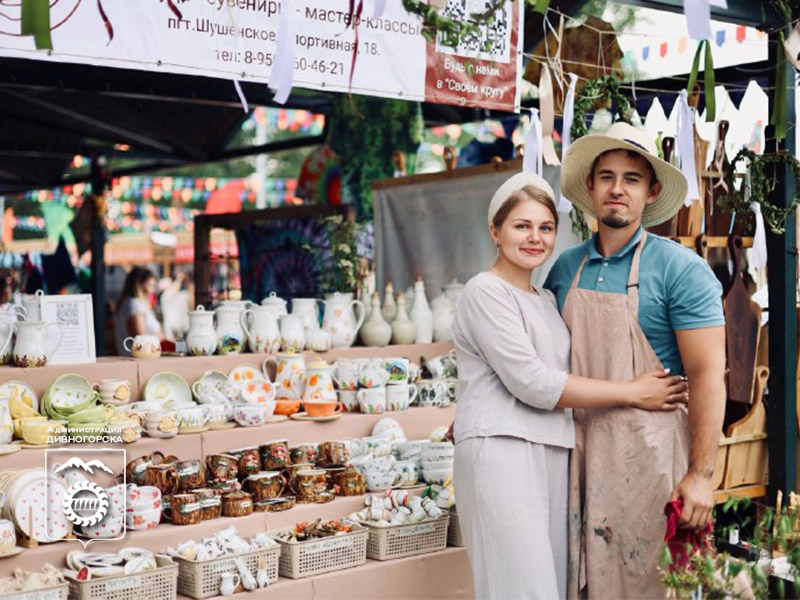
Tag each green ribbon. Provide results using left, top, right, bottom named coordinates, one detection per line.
left=686, top=40, right=715, bottom=122
left=533, top=0, right=550, bottom=13
left=771, top=32, right=788, bottom=142
left=20, top=0, right=52, bottom=50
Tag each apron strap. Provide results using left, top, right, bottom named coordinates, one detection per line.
left=626, top=231, right=648, bottom=293
left=568, top=254, right=589, bottom=294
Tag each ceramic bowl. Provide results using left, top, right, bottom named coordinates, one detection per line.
left=127, top=485, right=162, bottom=511
left=422, top=467, right=452, bottom=486
left=274, top=400, right=300, bottom=416
left=82, top=514, right=123, bottom=539
left=421, top=444, right=454, bottom=459
left=13, top=415, right=46, bottom=439
left=303, top=400, right=341, bottom=418
left=421, top=456, right=454, bottom=470
left=371, top=417, right=403, bottom=438
left=125, top=506, right=160, bottom=531
left=21, top=419, right=65, bottom=445
left=233, top=404, right=271, bottom=427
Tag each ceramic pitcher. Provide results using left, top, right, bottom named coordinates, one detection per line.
left=291, top=298, right=323, bottom=331
left=215, top=305, right=245, bottom=355
left=304, top=358, right=336, bottom=401
left=12, top=320, right=63, bottom=368
left=279, top=314, right=305, bottom=352
left=260, top=292, right=288, bottom=318
left=262, top=353, right=306, bottom=400
left=0, top=321, right=13, bottom=366
left=241, top=306, right=281, bottom=354
left=0, top=399, right=12, bottom=445
left=22, top=290, right=44, bottom=321
left=322, top=292, right=365, bottom=348
left=186, top=305, right=217, bottom=356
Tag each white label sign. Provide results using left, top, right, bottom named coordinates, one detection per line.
left=39, top=294, right=96, bottom=365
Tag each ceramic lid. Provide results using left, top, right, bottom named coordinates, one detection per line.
left=262, top=292, right=287, bottom=306
left=444, top=279, right=464, bottom=292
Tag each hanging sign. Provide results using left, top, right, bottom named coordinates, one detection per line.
left=0, top=0, right=523, bottom=112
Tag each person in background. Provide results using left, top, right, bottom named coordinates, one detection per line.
left=114, top=266, right=164, bottom=355
left=0, top=270, right=12, bottom=312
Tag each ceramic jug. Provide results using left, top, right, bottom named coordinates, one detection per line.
left=12, top=321, right=63, bottom=368
left=215, top=305, right=245, bottom=355
left=241, top=306, right=281, bottom=354
left=260, top=292, right=288, bottom=318
left=220, top=572, right=240, bottom=597
left=304, top=358, right=336, bottom=401
left=361, top=293, right=392, bottom=347
left=410, top=278, right=433, bottom=343
left=291, top=298, right=323, bottom=331
left=0, top=398, right=12, bottom=445
left=220, top=299, right=255, bottom=313
left=279, top=314, right=305, bottom=352
left=431, top=294, right=455, bottom=343
left=0, top=321, right=12, bottom=366
left=22, top=290, right=44, bottom=321
left=186, top=305, right=217, bottom=356
left=262, top=353, right=306, bottom=400
left=443, top=279, right=465, bottom=306
left=391, top=293, right=416, bottom=345
left=322, top=292, right=365, bottom=348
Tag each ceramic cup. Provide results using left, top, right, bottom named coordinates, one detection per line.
left=94, top=379, right=132, bottom=404
left=303, top=399, right=341, bottom=418
left=359, top=359, right=390, bottom=388
left=417, top=380, right=448, bottom=407
left=386, top=383, right=418, bottom=411
left=365, top=469, right=402, bottom=492
left=395, top=460, right=420, bottom=486
left=0, top=519, right=16, bottom=554
left=145, top=410, right=178, bottom=435
left=290, top=468, right=328, bottom=502
left=204, top=403, right=230, bottom=426
left=123, top=335, right=161, bottom=359
left=245, top=471, right=287, bottom=501
left=232, top=404, right=271, bottom=427
left=384, top=358, right=410, bottom=384
left=260, top=439, right=289, bottom=470
left=425, top=354, right=456, bottom=379
left=331, top=359, right=361, bottom=391
left=357, top=387, right=387, bottom=415
left=206, top=454, right=239, bottom=481
left=317, top=440, right=349, bottom=467
left=192, top=381, right=229, bottom=405
left=230, top=447, right=261, bottom=477
left=289, top=443, right=318, bottom=465
left=338, top=390, right=359, bottom=413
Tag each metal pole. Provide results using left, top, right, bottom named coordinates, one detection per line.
left=766, top=34, right=797, bottom=498
left=90, top=156, right=108, bottom=357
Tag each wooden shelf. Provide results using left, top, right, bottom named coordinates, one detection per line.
left=713, top=484, right=767, bottom=504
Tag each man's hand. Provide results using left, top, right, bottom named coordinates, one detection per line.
left=444, top=421, right=454, bottom=443
left=669, top=471, right=713, bottom=529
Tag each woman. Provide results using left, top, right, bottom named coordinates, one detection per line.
left=451, top=172, right=687, bottom=600
left=114, top=267, right=163, bottom=355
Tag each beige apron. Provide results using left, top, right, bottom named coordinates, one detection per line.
left=562, top=232, right=689, bottom=600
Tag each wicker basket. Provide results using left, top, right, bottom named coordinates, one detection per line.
left=447, top=507, right=464, bottom=547
left=173, top=545, right=280, bottom=598
left=0, top=583, right=68, bottom=600
left=66, top=556, right=177, bottom=600
left=364, top=514, right=449, bottom=560
left=271, top=525, right=368, bottom=579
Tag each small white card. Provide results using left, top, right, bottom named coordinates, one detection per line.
left=39, top=294, right=96, bottom=365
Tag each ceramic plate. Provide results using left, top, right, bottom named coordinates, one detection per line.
left=228, top=365, right=262, bottom=387
left=0, top=547, right=24, bottom=558
left=200, top=370, right=229, bottom=390
left=207, top=421, right=236, bottom=430
left=12, top=471, right=69, bottom=542
left=144, top=372, right=192, bottom=407
left=0, top=445, right=20, bottom=456
left=47, top=374, right=95, bottom=411
left=289, top=412, right=341, bottom=422
left=0, top=381, right=38, bottom=413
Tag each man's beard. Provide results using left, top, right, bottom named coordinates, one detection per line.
left=601, top=214, right=630, bottom=229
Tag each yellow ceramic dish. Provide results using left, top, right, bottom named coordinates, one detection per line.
left=21, top=419, right=66, bottom=446
left=13, top=416, right=46, bottom=439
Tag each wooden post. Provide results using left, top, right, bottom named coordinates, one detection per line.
left=90, top=156, right=109, bottom=357
left=766, top=33, right=797, bottom=499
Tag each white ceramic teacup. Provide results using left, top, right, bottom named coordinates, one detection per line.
left=95, top=379, right=132, bottom=404
left=192, top=380, right=229, bottom=405
left=176, top=405, right=209, bottom=430
left=365, top=469, right=401, bottom=492
left=331, top=359, right=361, bottom=391
left=338, top=390, right=358, bottom=413
left=145, top=410, right=178, bottom=434
left=359, top=359, right=390, bottom=388
left=386, top=383, right=418, bottom=411
left=357, top=388, right=386, bottom=415
left=123, top=335, right=161, bottom=359
left=0, top=518, right=16, bottom=554
left=395, top=460, right=420, bottom=486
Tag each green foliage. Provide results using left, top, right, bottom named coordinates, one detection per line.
left=303, top=214, right=364, bottom=294
left=718, top=148, right=800, bottom=235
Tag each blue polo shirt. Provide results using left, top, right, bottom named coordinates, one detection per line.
left=544, top=227, right=724, bottom=375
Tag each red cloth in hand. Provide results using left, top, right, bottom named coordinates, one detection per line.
left=664, top=499, right=714, bottom=569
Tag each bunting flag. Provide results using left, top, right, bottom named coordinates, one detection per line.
left=268, top=0, right=296, bottom=105
left=539, top=65, right=560, bottom=167
left=557, top=73, right=578, bottom=213
left=715, top=30, right=726, bottom=47
left=642, top=47, right=650, bottom=62
left=659, top=42, right=668, bottom=58
left=522, top=108, right=543, bottom=176
left=676, top=90, right=701, bottom=206
left=684, top=0, right=712, bottom=42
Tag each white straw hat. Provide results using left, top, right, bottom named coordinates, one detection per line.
left=488, top=172, right=556, bottom=226
left=560, top=122, right=688, bottom=227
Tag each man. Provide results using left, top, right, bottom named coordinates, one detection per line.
left=544, top=122, right=726, bottom=599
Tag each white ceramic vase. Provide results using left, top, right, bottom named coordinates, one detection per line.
left=409, top=279, right=433, bottom=344
left=431, top=295, right=455, bottom=343
left=215, top=305, right=245, bottom=355
left=391, top=293, right=416, bottom=345
left=361, top=293, right=392, bottom=347
left=381, top=283, right=397, bottom=322
left=186, top=306, right=217, bottom=356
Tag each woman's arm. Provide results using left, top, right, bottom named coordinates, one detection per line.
left=126, top=313, right=147, bottom=336
left=557, top=371, right=687, bottom=410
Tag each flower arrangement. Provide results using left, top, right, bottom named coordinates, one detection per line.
left=303, top=214, right=367, bottom=295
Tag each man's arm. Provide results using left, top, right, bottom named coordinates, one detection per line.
left=670, top=325, right=726, bottom=529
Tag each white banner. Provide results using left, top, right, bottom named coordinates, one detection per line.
left=0, top=0, right=522, bottom=111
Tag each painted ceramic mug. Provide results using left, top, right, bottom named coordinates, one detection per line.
left=289, top=468, right=328, bottom=502
left=0, top=519, right=16, bottom=554
left=260, top=439, right=289, bottom=470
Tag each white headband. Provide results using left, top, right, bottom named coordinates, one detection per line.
left=488, top=172, right=556, bottom=226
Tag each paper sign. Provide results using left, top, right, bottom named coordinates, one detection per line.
left=39, top=294, right=96, bottom=365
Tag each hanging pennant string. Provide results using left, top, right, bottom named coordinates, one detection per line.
left=269, top=0, right=296, bottom=105
left=558, top=73, right=579, bottom=213
left=539, top=65, right=560, bottom=167
left=522, top=108, right=543, bottom=176
left=541, top=13, right=564, bottom=93
left=746, top=171, right=768, bottom=269
left=676, top=89, right=701, bottom=206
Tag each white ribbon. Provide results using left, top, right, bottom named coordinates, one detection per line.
left=747, top=170, right=767, bottom=269
left=269, top=0, right=296, bottom=105
left=676, top=89, right=701, bottom=207
left=784, top=22, right=800, bottom=69
left=557, top=73, right=578, bottom=213
left=373, top=0, right=385, bottom=18
left=539, top=65, right=560, bottom=167
left=522, top=108, right=543, bottom=176
left=232, top=80, right=249, bottom=113
left=684, top=0, right=712, bottom=41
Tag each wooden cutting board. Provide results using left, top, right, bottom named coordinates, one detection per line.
left=724, top=235, right=762, bottom=404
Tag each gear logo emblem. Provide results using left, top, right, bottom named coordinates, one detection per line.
left=55, top=458, right=113, bottom=528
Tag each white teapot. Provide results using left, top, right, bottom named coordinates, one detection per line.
left=260, top=292, right=288, bottom=318
left=322, top=292, right=365, bottom=348
left=431, top=295, right=456, bottom=343
left=241, top=305, right=281, bottom=354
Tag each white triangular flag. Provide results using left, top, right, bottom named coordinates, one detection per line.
left=269, top=0, right=296, bottom=105
left=676, top=89, right=701, bottom=206
left=522, top=108, right=543, bottom=176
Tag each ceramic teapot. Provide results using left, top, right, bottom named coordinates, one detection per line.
left=260, top=292, right=288, bottom=318
left=186, top=305, right=217, bottom=357
left=215, top=305, right=245, bottom=355
left=291, top=298, right=323, bottom=331
left=12, top=320, right=63, bottom=368
left=262, top=353, right=306, bottom=400
left=431, top=295, right=455, bottom=343
left=304, top=358, right=336, bottom=401
left=241, top=305, right=281, bottom=354
left=321, top=292, right=365, bottom=348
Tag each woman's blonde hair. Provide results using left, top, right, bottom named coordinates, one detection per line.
left=491, top=185, right=559, bottom=230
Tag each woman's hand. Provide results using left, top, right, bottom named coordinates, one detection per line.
left=629, top=369, right=689, bottom=411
